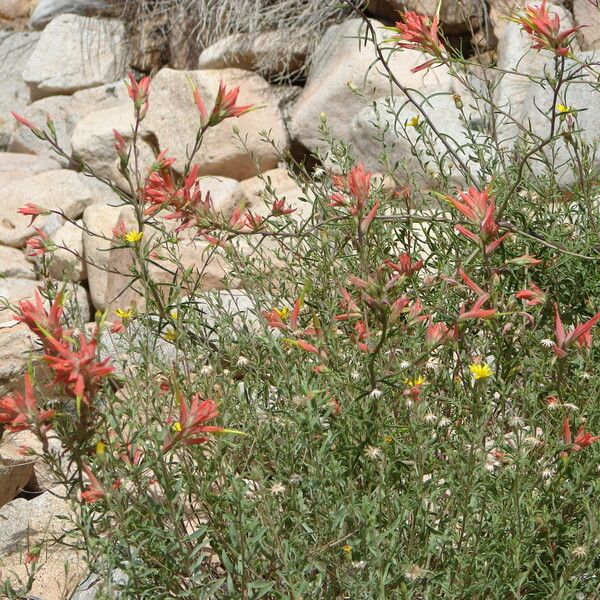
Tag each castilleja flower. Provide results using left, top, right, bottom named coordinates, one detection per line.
left=384, top=253, right=424, bottom=277
left=0, top=374, right=55, bottom=436
left=511, top=1, right=581, bottom=57
left=18, top=203, right=49, bottom=227
left=448, top=188, right=508, bottom=255
left=80, top=464, right=120, bottom=503
left=209, top=81, right=254, bottom=126
left=11, top=111, right=44, bottom=138
left=26, top=227, right=54, bottom=257
left=271, top=198, right=296, bottom=216
left=162, top=393, right=224, bottom=451
left=14, top=289, right=66, bottom=349
left=125, top=72, right=150, bottom=120
left=562, top=419, right=600, bottom=453
left=515, top=283, right=546, bottom=307
left=388, top=12, right=445, bottom=72
left=552, top=303, right=600, bottom=358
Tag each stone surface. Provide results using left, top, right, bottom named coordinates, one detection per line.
left=8, top=81, right=128, bottom=165
left=348, top=93, right=477, bottom=186
left=0, top=32, right=39, bottom=148
left=369, top=0, right=482, bottom=33
left=0, top=322, right=37, bottom=396
left=494, top=2, right=576, bottom=144
left=198, top=31, right=308, bottom=78
left=0, top=491, right=85, bottom=600
left=0, top=152, right=59, bottom=175
left=0, top=245, right=36, bottom=279
left=46, top=219, right=86, bottom=282
left=573, top=0, right=600, bottom=50
left=142, top=68, right=289, bottom=180
left=0, top=169, right=99, bottom=247
left=0, top=0, right=36, bottom=19
left=22, top=14, right=128, bottom=100
left=30, top=0, right=111, bottom=30
left=0, top=430, right=35, bottom=507
left=82, top=202, right=122, bottom=311
left=290, top=18, right=452, bottom=157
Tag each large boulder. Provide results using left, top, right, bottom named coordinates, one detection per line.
left=0, top=430, right=35, bottom=507
left=289, top=18, right=452, bottom=156
left=0, top=152, right=59, bottom=176
left=0, top=0, right=36, bottom=18
left=22, top=14, right=129, bottom=100
left=0, top=322, right=37, bottom=396
left=142, top=68, right=289, bottom=180
left=45, top=219, right=86, bottom=282
left=0, top=246, right=36, bottom=279
left=0, top=32, right=40, bottom=148
left=30, top=0, right=113, bottom=30
left=369, top=0, right=482, bottom=33
left=0, top=169, right=101, bottom=247
left=573, top=0, right=600, bottom=50
left=8, top=81, right=129, bottom=165
left=198, top=31, right=309, bottom=79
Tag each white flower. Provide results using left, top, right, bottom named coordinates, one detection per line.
left=370, top=388, right=383, bottom=399
left=351, top=370, right=360, bottom=381
left=423, top=413, right=438, bottom=424
left=200, top=364, right=213, bottom=375
left=572, top=545, right=587, bottom=558
left=289, top=474, right=302, bottom=484
left=542, top=468, right=554, bottom=480
left=270, top=482, right=286, bottom=495
left=437, top=417, right=451, bottom=428
left=352, top=560, right=367, bottom=570
left=508, top=415, right=524, bottom=428
left=404, top=564, right=425, bottom=581
left=563, top=403, right=579, bottom=411
left=399, top=361, right=411, bottom=369
left=364, top=446, right=383, bottom=460
left=237, top=355, right=249, bottom=367
left=540, top=338, right=555, bottom=348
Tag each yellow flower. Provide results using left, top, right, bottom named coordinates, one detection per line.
left=163, top=327, right=177, bottom=342
left=407, top=115, right=421, bottom=128
left=469, top=363, right=492, bottom=380
left=169, top=309, right=178, bottom=320
left=342, top=544, right=353, bottom=554
left=172, top=421, right=182, bottom=432
left=383, top=434, right=394, bottom=445
left=124, top=230, right=143, bottom=244
left=95, top=440, right=106, bottom=455
left=556, top=103, right=572, bottom=114
left=274, top=307, right=290, bottom=321
left=404, top=376, right=426, bottom=387
left=115, top=308, right=134, bottom=320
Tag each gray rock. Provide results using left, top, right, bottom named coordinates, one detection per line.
left=22, top=14, right=129, bottom=100
left=0, top=246, right=36, bottom=279
left=71, top=568, right=128, bottom=599
left=30, top=0, right=111, bottom=30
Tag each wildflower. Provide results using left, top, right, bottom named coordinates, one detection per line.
left=458, top=292, right=497, bottom=322
left=112, top=217, right=126, bottom=239
left=14, top=289, right=66, bottom=347
left=352, top=560, right=367, bottom=570
left=552, top=303, right=600, bottom=358
left=515, top=284, right=546, bottom=307
left=26, top=227, right=54, bottom=257
left=469, top=362, right=493, bottom=380
left=423, top=413, right=438, bottom=424
left=274, top=307, right=290, bottom=321
left=209, top=81, right=254, bottom=126
left=562, top=402, right=579, bottom=412
left=388, top=12, right=444, bottom=72
left=162, top=393, right=224, bottom=451
left=407, top=115, right=421, bottom=128
left=404, top=376, right=426, bottom=387
left=236, top=355, right=249, bottom=367
left=271, top=198, right=296, bottom=216
left=364, top=445, right=383, bottom=460
left=572, top=546, right=588, bottom=558
left=545, top=395, right=561, bottom=409
left=115, top=308, right=135, bottom=320
left=270, top=482, right=286, bottom=495
left=113, top=129, right=128, bottom=167
left=562, top=418, right=600, bottom=452
left=188, top=78, right=208, bottom=126
left=405, top=564, right=426, bottom=581
left=0, top=374, right=55, bottom=437
left=384, top=252, right=424, bottom=277
left=17, top=203, right=48, bottom=227
left=556, top=103, right=573, bottom=114
left=125, top=72, right=150, bottom=119
left=540, top=338, right=555, bottom=348
left=342, top=544, right=353, bottom=554
left=426, top=321, right=456, bottom=346
left=200, top=364, right=213, bottom=375
left=437, top=417, right=451, bottom=428
left=123, top=230, right=143, bottom=244
left=383, top=434, right=394, bottom=444
left=11, top=111, right=44, bottom=138
left=511, top=1, right=580, bottom=57
left=542, top=467, right=554, bottom=480
left=96, top=440, right=106, bottom=455
left=370, top=388, right=383, bottom=399
left=80, top=464, right=106, bottom=503
left=509, top=253, right=542, bottom=267
left=347, top=163, right=371, bottom=207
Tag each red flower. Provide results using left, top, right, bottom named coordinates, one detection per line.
left=80, top=464, right=121, bottom=503
left=14, top=289, right=66, bottom=349
left=552, top=303, right=600, bottom=358
left=271, top=198, right=296, bottom=216
left=515, top=283, right=546, bottom=306
left=426, top=321, right=457, bottom=346
left=512, top=1, right=580, bottom=57
left=562, top=419, right=600, bottom=452
left=162, top=393, right=224, bottom=451
left=126, top=72, right=150, bottom=119
left=209, top=82, right=254, bottom=125
left=459, top=292, right=497, bottom=322
left=26, top=227, right=53, bottom=257
left=17, top=203, right=48, bottom=227
left=389, top=12, right=444, bottom=72
left=0, top=374, right=55, bottom=436
left=189, top=79, right=209, bottom=126
left=384, top=253, right=424, bottom=277
left=11, top=111, right=44, bottom=138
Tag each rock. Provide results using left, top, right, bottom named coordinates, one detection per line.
left=0, top=169, right=99, bottom=247
left=30, top=0, right=112, bottom=30
left=0, top=246, right=36, bottom=279
left=82, top=203, right=122, bottom=311
left=0, top=322, right=37, bottom=396
left=70, top=102, right=157, bottom=191
left=573, top=0, right=600, bottom=50
left=142, top=68, right=289, bottom=180
left=8, top=81, right=129, bottom=165
left=0, top=279, right=91, bottom=325
left=289, top=18, right=452, bottom=157
left=46, top=219, right=86, bottom=282
left=198, top=31, right=308, bottom=79
left=0, top=0, right=36, bottom=19
left=0, top=491, right=85, bottom=599
left=71, top=568, right=128, bottom=600
left=521, top=51, right=600, bottom=186
left=0, top=32, right=40, bottom=148
left=494, top=2, right=576, bottom=144
left=0, top=152, right=59, bottom=175
left=22, top=14, right=129, bottom=100
left=348, top=93, right=478, bottom=186
left=0, top=430, right=35, bottom=507
left=369, top=0, right=482, bottom=33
